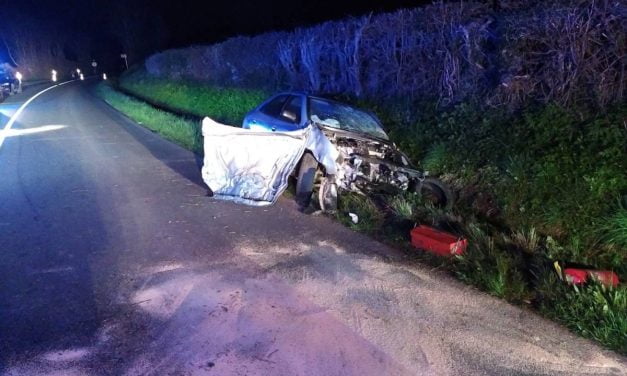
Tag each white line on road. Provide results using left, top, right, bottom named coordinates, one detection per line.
left=0, top=80, right=75, bottom=150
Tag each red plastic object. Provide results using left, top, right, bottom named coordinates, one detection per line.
left=564, top=268, right=588, bottom=285
left=587, top=270, right=620, bottom=287
left=410, top=225, right=467, bottom=256
left=563, top=268, right=620, bottom=287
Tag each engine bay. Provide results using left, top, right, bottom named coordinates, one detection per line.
left=325, top=133, right=423, bottom=193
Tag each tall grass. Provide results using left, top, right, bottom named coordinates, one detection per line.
left=539, top=276, right=627, bottom=354
left=454, top=224, right=529, bottom=302
left=95, top=83, right=202, bottom=153
left=603, top=205, right=627, bottom=249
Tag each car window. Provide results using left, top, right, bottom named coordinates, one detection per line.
left=309, top=98, right=389, bottom=140
left=260, top=95, right=289, bottom=118
left=280, top=96, right=302, bottom=124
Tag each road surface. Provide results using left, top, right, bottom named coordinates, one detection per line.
left=0, top=82, right=625, bottom=376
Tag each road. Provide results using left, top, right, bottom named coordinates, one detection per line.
left=0, top=82, right=625, bottom=376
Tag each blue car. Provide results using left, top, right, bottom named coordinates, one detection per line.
left=242, top=92, right=453, bottom=210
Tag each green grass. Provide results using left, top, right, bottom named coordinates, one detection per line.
left=336, top=193, right=384, bottom=234
left=539, top=277, right=627, bottom=354
left=95, top=83, right=203, bottom=153
left=389, top=195, right=415, bottom=220
left=119, top=69, right=268, bottom=125
left=375, top=102, right=627, bottom=273
left=603, top=204, right=627, bottom=249
left=453, top=223, right=529, bottom=301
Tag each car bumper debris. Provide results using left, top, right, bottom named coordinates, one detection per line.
left=410, top=225, right=467, bottom=256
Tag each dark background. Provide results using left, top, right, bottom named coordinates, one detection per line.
left=1, top=0, right=430, bottom=70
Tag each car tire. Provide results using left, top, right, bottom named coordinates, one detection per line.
left=412, top=178, right=454, bottom=210
left=295, top=152, right=318, bottom=208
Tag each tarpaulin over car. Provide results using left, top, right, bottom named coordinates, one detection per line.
left=201, top=117, right=338, bottom=206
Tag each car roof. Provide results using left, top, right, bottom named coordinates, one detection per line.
left=272, top=91, right=346, bottom=105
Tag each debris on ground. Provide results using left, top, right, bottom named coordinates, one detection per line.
left=554, top=262, right=620, bottom=287
left=410, top=225, right=467, bottom=256
left=348, top=213, right=359, bottom=224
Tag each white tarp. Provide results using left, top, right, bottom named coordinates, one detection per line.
left=201, top=117, right=338, bottom=206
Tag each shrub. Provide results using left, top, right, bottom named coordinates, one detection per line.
left=142, top=1, right=625, bottom=109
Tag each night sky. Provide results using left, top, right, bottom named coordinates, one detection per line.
left=1, top=0, right=430, bottom=65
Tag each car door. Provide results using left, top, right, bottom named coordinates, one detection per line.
left=245, top=94, right=306, bottom=132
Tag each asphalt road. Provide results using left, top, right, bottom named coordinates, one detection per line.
left=0, top=82, right=625, bottom=376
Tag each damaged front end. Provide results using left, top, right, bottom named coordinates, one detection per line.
left=329, top=131, right=423, bottom=193
left=316, top=127, right=452, bottom=211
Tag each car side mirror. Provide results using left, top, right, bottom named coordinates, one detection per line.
left=281, top=110, right=297, bottom=123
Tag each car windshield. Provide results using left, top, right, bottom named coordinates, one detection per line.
left=309, top=98, right=388, bottom=140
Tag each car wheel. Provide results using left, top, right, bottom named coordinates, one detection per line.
left=295, top=152, right=318, bottom=208
left=318, top=177, right=338, bottom=212
left=412, top=178, right=454, bottom=210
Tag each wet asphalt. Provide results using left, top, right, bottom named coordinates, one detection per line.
left=0, top=82, right=625, bottom=375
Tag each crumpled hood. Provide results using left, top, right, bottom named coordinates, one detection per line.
left=201, top=117, right=338, bottom=206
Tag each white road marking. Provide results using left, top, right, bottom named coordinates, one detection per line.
left=0, top=80, right=75, bottom=150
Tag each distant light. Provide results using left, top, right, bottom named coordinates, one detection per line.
left=102, top=73, right=107, bottom=80
left=80, top=73, right=84, bottom=81
left=76, top=68, right=81, bottom=74
left=52, top=69, right=57, bottom=75
left=51, top=69, right=58, bottom=82
left=15, top=72, right=23, bottom=81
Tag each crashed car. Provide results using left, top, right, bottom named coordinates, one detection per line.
left=201, top=92, right=452, bottom=211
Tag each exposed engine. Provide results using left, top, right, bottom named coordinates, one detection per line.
left=327, top=134, right=423, bottom=194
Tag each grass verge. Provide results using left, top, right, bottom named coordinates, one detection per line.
left=95, top=83, right=202, bottom=153
left=118, top=68, right=268, bottom=125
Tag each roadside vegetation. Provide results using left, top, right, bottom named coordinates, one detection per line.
left=96, top=0, right=626, bottom=354
left=118, top=68, right=267, bottom=125
left=95, top=84, right=202, bottom=153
